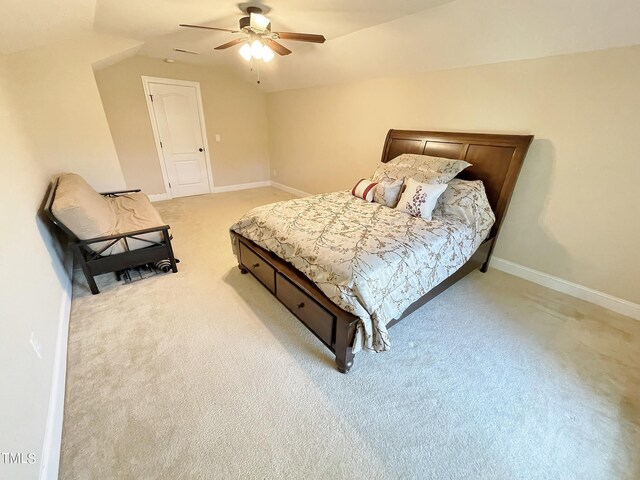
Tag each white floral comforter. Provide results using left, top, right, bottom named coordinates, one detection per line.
left=230, top=180, right=495, bottom=353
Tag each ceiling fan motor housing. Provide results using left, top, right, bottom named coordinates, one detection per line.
left=239, top=16, right=251, bottom=30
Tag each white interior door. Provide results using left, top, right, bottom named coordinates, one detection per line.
left=148, top=81, right=211, bottom=198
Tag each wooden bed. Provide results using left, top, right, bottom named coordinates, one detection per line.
left=232, top=129, right=534, bottom=373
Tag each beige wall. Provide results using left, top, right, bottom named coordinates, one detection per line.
left=95, top=56, right=271, bottom=194
left=267, top=46, right=640, bottom=305
left=4, top=33, right=140, bottom=191
left=0, top=57, right=68, bottom=480
left=0, top=33, right=138, bottom=479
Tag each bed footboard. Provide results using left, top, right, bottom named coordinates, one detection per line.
left=234, top=232, right=494, bottom=373
left=235, top=233, right=358, bottom=372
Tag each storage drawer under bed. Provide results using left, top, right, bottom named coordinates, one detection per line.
left=276, top=273, right=335, bottom=347
left=239, top=241, right=276, bottom=293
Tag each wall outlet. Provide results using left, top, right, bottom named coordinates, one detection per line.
left=272, top=169, right=277, bottom=177
left=215, top=134, right=221, bottom=142
left=30, top=332, right=43, bottom=359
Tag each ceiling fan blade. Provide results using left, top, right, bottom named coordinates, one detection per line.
left=173, top=48, right=199, bottom=55
left=264, top=39, right=292, bottom=56
left=214, top=38, right=246, bottom=50
left=275, top=32, right=326, bottom=44
left=179, top=24, right=240, bottom=33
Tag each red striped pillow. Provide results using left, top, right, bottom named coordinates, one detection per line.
left=351, top=179, right=378, bottom=202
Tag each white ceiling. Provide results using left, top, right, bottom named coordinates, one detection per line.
left=94, top=0, right=452, bottom=43
left=259, top=0, right=640, bottom=90
left=2, top=0, right=640, bottom=90
left=92, top=0, right=454, bottom=77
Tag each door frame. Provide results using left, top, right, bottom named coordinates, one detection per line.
left=141, top=76, right=215, bottom=199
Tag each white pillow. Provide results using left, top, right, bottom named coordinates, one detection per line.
left=372, top=154, right=471, bottom=185
left=374, top=177, right=404, bottom=208
left=351, top=178, right=378, bottom=202
left=395, top=177, right=447, bottom=220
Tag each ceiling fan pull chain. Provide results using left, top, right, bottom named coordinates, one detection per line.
left=256, top=59, right=261, bottom=84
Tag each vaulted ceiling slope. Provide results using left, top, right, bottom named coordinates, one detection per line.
left=0, top=0, right=95, bottom=54
left=2, top=0, right=640, bottom=91
left=257, top=0, right=640, bottom=91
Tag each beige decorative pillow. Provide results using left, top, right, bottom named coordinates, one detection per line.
left=373, top=153, right=471, bottom=185
left=395, top=177, right=447, bottom=220
left=373, top=177, right=404, bottom=208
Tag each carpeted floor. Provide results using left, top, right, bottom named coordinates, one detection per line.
left=59, top=187, right=640, bottom=480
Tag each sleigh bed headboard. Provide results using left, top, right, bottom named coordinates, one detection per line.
left=380, top=129, right=534, bottom=239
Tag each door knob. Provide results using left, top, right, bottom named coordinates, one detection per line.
left=198, top=148, right=204, bottom=152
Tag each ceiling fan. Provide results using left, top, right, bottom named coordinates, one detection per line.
left=179, top=6, right=326, bottom=63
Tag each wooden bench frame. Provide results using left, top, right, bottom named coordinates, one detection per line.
left=44, top=179, right=178, bottom=294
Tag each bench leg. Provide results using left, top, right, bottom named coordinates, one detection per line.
left=75, top=245, right=99, bottom=294
left=163, top=229, right=178, bottom=273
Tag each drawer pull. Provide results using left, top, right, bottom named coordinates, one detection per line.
left=252, top=263, right=260, bottom=268
left=297, top=302, right=305, bottom=309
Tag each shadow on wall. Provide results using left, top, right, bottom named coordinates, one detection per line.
left=37, top=179, right=72, bottom=291
left=495, top=139, right=569, bottom=276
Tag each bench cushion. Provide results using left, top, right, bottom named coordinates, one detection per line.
left=51, top=173, right=116, bottom=242
left=52, top=174, right=167, bottom=255
left=107, top=193, right=165, bottom=254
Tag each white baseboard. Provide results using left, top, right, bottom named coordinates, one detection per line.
left=40, top=255, right=73, bottom=480
left=150, top=184, right=637, bottom=321
left=148, top=193, right=169, bottom=202
left=490, top=257, right=640, bottom=321
left=270, top=181, right=312, bottom=197
left=212, top=181, right=272, bottom=193
left=148, top=181, right=310, bottom=201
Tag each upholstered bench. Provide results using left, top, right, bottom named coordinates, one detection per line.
left=45, top=173, right=178, bottom=294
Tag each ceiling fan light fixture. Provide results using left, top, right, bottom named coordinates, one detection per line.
left=262, top=45, right=274, bottom=62
left=239, top=43, right=252, bottom=61
left=251, top=40, right=264, bottom=59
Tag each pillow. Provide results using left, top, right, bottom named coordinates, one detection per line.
left=395, top=177, right=447, bottom=220
left=432, top=179, right=495, bottom=235
left=372, top=153, right=471, bottom=185
left=351, top=179, right=378, bottom=202
left=374, top=177, right=404, bottom=208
